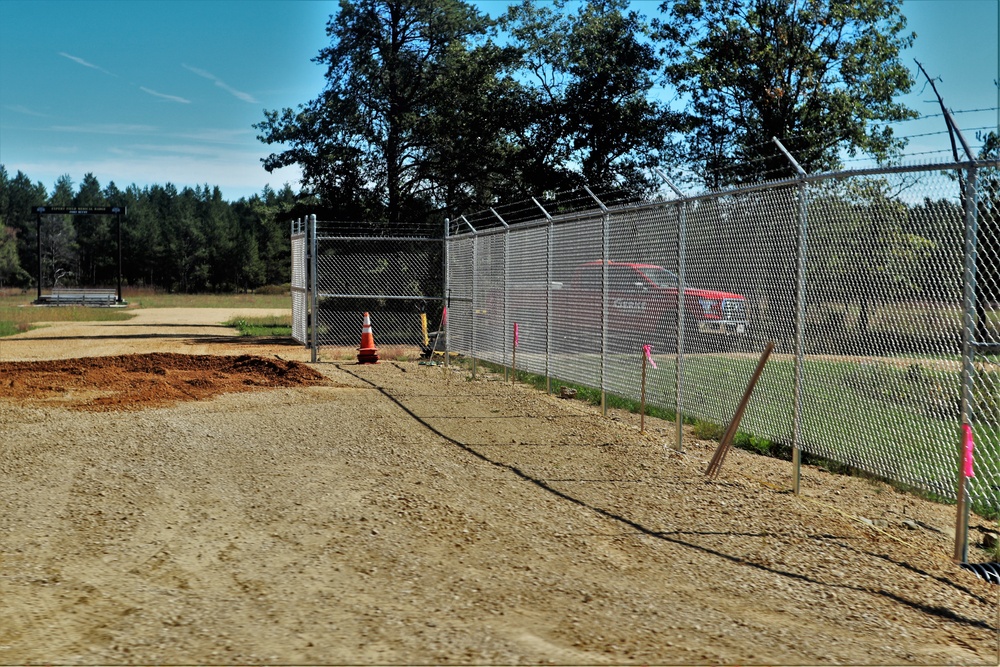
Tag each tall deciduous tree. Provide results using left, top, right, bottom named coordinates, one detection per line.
left=256, top=0, right=498, bottom=221
left=42, top=175, right=79, bottom=288
left=0, top=168, right=26, bottom=287
left=501, top=0, right=675, bottom=195
left=0, top=226, right=26, bottom=287
left=0, top=169, right=48, bottom=287
left=654, top=0, right=917, bottom=188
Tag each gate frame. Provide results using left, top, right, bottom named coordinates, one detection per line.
left=292, top=215, right=448, bottom=362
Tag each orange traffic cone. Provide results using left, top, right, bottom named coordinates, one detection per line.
left=357, top=312, right=380, bottom=364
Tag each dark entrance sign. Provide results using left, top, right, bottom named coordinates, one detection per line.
left=31, top=205, right=127, bottom=304
left=34, top=206, right=126, bottom=215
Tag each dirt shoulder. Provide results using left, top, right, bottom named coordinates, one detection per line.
left=0, top=309, right=997, bottom=665
left=0, top=307, right=301, bottom=362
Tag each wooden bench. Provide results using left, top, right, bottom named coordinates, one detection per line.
left=41, top=288, right=119, bottom=306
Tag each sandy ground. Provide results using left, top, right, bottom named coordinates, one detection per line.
left=0, top=307, right=998, bottom=665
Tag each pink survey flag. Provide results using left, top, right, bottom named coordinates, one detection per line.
left=643, top=344, right=657, bottom=369
left=513, top=322, right=519, bottom=348
left=963, top=423, right=975, bottom=478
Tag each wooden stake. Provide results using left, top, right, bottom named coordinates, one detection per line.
left=640, top=351, right=648, bottom=434
left=706, top=341, right=775, bottom=478
left=512, top=345, right=517, bottom=384
left=511, top=322, right=518, bottom=384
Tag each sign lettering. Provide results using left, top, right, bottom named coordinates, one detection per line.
left=33, top=206, right=126, bottom=215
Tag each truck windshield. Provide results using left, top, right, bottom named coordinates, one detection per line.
left=637, top=266, right=685, bottom=289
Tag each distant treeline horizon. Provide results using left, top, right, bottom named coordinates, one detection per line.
left=0, top=166, right=310, bottom=293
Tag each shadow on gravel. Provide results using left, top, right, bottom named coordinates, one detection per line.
left=338, top=363, right=998, bottom=631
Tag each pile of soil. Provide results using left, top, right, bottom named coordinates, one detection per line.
left=0, top=353, right=327, bottom=411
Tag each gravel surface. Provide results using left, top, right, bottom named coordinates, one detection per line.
left=0, top=308, right=997, bottom=665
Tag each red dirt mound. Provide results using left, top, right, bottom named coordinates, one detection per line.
left=0, top=353, right=328, bottom=411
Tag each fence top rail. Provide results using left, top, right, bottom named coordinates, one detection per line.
left=448, top=208, right=606, bottom=239
left=314, top=234, right=444, bottom=243
left=316, top=293, right=444, bottom=301
left=447, top=158, right=1000, bottom=239
left=314, top=220, right=444, bottom=238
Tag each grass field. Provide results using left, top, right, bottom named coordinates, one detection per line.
left=0, top=288, right=291, bottom=339
left=122, top=288, right=290, bottom=309
left=224, top=314, right=293, bottom=337
left=482, top=348, right=1000, bottom=515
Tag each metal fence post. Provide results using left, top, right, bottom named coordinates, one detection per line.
left=492, top=208, right=510, bottom=381
left=792, top=181, right=808, bottom=495
left=461, top=215, right=478, bottom=378
left=955, top=164, right=980, bottom=563
left=774, top=138, right=808, bottom=494
left=309, top=214, right=318, bottom=363
left=653, top=168, right=688, bottom=451
left=443, top=217, right=450, bottom=371
left=676, top=201, right=687, bottom=452
left=534, top=198, right=555, bottom=394
left=584, top=185, right=610, bottom=416
left=602, top=210, right=608, bottom=416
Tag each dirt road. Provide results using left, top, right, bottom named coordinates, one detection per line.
left=0, top=308, right=997, bottom=664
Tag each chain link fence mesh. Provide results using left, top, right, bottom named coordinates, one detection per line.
left=972, top=164, right=1000, bottom=507
left=292, top=219, right=445, bottom=349
left=445, top=160, right=1000, bottom=514
left=290, top=220, right=307, bottom=345
left=290, top=160, right=999, bottom=516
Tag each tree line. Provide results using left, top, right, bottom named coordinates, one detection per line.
left=0, top=167, right=301, bottom=292
left=255, top=0, right=917, bottom=221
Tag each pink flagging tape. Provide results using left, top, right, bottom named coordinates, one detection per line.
left=963, top=423, right=975, bottom=478
left=643, top=344, right=657, bottom=369
left=513, top=322, right=519, bottom=348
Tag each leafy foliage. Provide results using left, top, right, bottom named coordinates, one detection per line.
left=257, top=0, right=678, bottom=219
left=654, top=0, right=917, bottom=187
left=256, top=0, right=503, bottom=221
left=500, top=0, right=675, bottom=195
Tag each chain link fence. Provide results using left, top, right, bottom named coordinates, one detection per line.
left=291, top=217, right=445, bottom=355
left=445, top=160, right=1000, bottom=520
left=290, top=218, right=307, bottom=345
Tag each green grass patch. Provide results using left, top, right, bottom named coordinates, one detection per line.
left=0, top=293, right=135, bottom=338
left=224, top=314, right=293, bottom=337
left=123, top=288, right=290, bottom=309
left=0, top=321, right=25, bottom=337
left=0, top=289, right=290, bottom=338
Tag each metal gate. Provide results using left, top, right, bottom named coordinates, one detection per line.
left=292, top=215, right=446, bottom=360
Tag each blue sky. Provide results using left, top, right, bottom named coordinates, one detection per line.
left=0, top=0, right=997, bottom=202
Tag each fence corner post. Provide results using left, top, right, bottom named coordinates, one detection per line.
left=954, top=164, right=980, bottom=563
left=309, top=214, right=318, bottom=363
left=774, top=137, right=808, bottom=495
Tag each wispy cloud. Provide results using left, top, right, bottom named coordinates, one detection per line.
left=182, top=64, right=259, bottom=104
left=51, top=123, right=160, bottom=136
left=176, top=128, right=255, bottom=145
left=4, top=105, right=51, bottom=118
left=58, top=52, right=116, bottom=76
left=140, top=87, right=191, bottom=104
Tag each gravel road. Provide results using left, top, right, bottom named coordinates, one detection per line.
left=0, top=308, right=997, bottom=665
